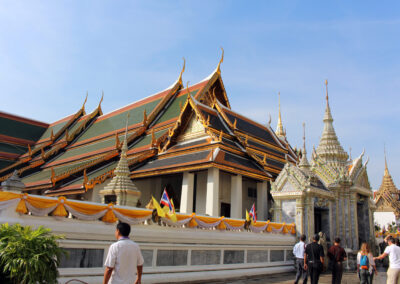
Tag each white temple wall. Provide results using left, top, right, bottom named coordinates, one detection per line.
left=281, top=199, right=296, bottom=224
left=374, top=212, right=396, bottom=228
left=195, top=171, right=207, bottom=215
left=85, top=183, right=104, bottom=203
left=219, top=171, right=231, bottom=205
left=133, top=177, right=162, bottom=207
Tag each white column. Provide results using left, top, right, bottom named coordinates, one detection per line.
left=257, top=181, right=268, bottom=221
left=206, top=168, right=220, bottom=216
left=230, top=175, right=242, bottom=219
left=180, top=172, right=194, bottom=213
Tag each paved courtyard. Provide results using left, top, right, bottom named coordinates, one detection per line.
left=200, top=270, right=388, bottom=284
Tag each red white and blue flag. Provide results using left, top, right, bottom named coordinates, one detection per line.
left=160, top=189, right=174, bottom=212
left=249, top=203, right=257, bottom=223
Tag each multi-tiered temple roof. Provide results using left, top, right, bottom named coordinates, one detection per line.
left=374, top=151, right=400, bottom=217
left=0, top=55, right=298, bottom=197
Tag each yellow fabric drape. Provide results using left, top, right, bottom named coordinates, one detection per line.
left=102, top=205, right=118, bottom=223
left=0, top=192, right=21, bottom=201
left=65, top=200, right=107, bottom=215
left=16, top=198, right=28, bottom=214
left=252, top=221, right=268, bottom=228
left=223, top=219, right=246, bottom=228
left=195, top=215, right=222, bottom=224
left=26, top=195, right=58, bottom=209
left=0, top=191, right=296, bottom=234
left=114, top=207, right=152, bottom=219
left=52, top=197, right=68, bottom=217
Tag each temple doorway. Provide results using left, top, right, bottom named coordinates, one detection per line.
left=221, top=202, right=231, bottom=218
left=314, top=208, right=330, bottom=240
left=357, top=198, right=370, bottom=245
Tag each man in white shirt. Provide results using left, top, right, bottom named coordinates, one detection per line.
left=374, top=236, right=400, bottom=284
left=293, top=234, right=308, bottom=284
left=104, top=222, right=144, bottom=284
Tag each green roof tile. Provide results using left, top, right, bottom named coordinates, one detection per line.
left=0, top=160, right=14, bottom=170
left=76, top=98, right=162, bottom=143
left=0, top=117, right=47, bottom=142
left=0, top=142, right=27, bottom=155
left=152, top=93, right=191, bottom=125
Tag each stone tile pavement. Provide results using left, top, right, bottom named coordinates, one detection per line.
left=201, top=271, right=388, bottom=284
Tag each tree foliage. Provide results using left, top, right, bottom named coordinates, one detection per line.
left=0, top=223, right=66, bottom=284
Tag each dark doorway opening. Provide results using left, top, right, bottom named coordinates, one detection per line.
left=221, top=202, right=231, bottom=218
left=314, top=208, right=330, bottom=241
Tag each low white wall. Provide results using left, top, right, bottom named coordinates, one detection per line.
left=0, top=205, right=295, bottom=284
left=374, top=211, right=396, bottom=228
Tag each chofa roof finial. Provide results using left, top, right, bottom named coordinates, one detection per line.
left=217, top=47, right=224, bottom=74
left=178, top=57, right=185, bottom=84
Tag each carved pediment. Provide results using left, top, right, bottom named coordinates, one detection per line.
left=176, top=115, right=207, bottom=142
left=353, top=167, right=371, bottom=189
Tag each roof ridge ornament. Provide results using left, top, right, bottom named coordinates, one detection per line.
left=82, top=92, right=88, bottom=112
left=98, top=91, right=104, bottom=115
left=299, top=122, right=310, bottom=169
left=178, top=57, right=185, bottom=85
left=217, top=47, right=224, bottom=75
left=275, top=92, right=286, bottom=139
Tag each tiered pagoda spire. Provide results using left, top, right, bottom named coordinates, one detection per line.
left=275, top=92, right=286, bottom=140
left=299, top=122, right=310, bottom=169
left=375, top=147, right=400, bottom=217
left=315, top=80, right=348, bottom=169
left=380, top=147, right=398, bottom=194
left=100, top=115, right=141, bottom=206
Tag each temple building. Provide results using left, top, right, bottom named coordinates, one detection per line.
left=0, top=54, right=298, bottom=221
left=374, top=151, right=400, bottom=228
left=271, top=80, right=375, bottom=250
left=0, top=112, right=48, bottom=169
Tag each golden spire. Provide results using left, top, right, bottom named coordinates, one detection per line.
left=275, top=92, right=286, bottom=139
left=384, top=143, right=389, bottom=175
left=217, top=47, right=224, bottom=75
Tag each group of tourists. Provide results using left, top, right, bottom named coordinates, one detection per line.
left=293, top=234, right=400, bottom=284
left=100, top=221, right=400, bottom=284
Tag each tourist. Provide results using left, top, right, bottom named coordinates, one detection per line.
left=293, top=234, right=308, bottom=284
left=328, top=237, right=347, bottom=284
left=357, top=242, right=376, bottom=284
left=304, top=234, right=325, bottom=284
left=374, top=236, right=400, bottom=284
left=103, top=222, right=144, bottom=284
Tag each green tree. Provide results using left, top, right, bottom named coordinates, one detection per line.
left=0, top=223, right=66, bottom=284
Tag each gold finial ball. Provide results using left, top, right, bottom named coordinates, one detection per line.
left=325, top=79, right=328, bottom=86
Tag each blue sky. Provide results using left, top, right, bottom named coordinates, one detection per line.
left=0, top=1, right=399, bottom=189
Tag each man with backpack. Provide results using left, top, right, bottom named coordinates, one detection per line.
left=374, top=236, right=400, bottom=284
left=304, top=234, right=325, bottom=284
left=328, top=237, right=347, bottom=284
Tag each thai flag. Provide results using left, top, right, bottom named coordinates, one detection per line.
left=249, top=203, right=257, bottom=222
left=160, top=189, right=174, bottom=212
